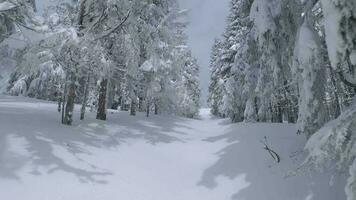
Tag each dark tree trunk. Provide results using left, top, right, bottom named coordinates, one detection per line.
left=328, top=66, right=341, bottom=118
left=106, top=81, right=115, bottom=110
left=61, top=80, right=67, bottom=124
left=120, top=96, right=125, bottom=111
left=138, top=97, right=144, bottom=112
left=80, top=76, right=90, bottom=120
left=154, top=102, right=158, bottom=115
left=57, top=92, right=62, bottom=113
left=130, top=100, right=136, bottom=116
left=146, top=102, right=150, bottom=117
left=254, top=97, right=259, bottom=122
left=96, top=79, right=108, bottom=121
left=63, top=81, right=76, bottom=125
left=276, top=104, right=283, bottom=123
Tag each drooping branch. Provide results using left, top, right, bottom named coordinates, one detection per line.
left=338, top=71, right=356, bottom=88
left=94, top=10, right=131, bottom=41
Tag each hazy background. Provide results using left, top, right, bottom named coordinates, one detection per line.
left=179, top=0, right=229, bottom=106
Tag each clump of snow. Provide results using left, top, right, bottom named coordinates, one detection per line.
left=303, top=103, right=356, bottom=199
left=9, top=76, right=27, bottom=96
left=320, top=0, right=345, bottom=69
left=0, top=1, right=16, bottom=11
left=350, top=50, right=356, bottom=66
left=295, top=21, right=319, bottom=66
left=250, top=0, right=281, bottom=42
left=320, top=0, right=356, bottom=69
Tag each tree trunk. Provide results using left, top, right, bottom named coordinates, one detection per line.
left=106, top=80, right=114, bottom=109
left=154, top=102, right=158, bottom=115
left=327, top=65, right=342, bottom=118
left=130, top=100, right=136, bottom=116
left=57, top=92, right=62, bottom=113
left=63, top=81, right=76, bottom=125
left=61, top=80, right=67, bottom=124
left=80, top=76, right=90, bottom=120
left=138, top=97, right=144, bottom=112
left=146, top=101, right=150, bottom=117
left=120, top=96, right=125, bottom=111
left=96, top=79, right=108, bottom=121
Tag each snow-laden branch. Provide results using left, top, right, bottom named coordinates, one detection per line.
left=94, top=11, right=131, bottom=41
left=338, top=71, right=356, bottom=88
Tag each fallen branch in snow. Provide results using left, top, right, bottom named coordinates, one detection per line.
left=261, top=136, right=281, bottom=163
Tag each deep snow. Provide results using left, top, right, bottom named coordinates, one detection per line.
left=0, top=95, right=346, bottom=200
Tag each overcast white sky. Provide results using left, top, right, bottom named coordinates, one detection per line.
left=178, top=0, right=229, bottom=104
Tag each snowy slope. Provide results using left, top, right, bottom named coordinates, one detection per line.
left=0, top=95, right=346, bottom=200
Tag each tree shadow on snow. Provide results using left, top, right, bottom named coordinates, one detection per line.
left=198, top=123, right=346, bottom=200
left=0, top=96, right=192, bottom=184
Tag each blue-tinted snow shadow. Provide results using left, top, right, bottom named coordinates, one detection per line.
left=0, top=95, right=192, bottom=183
left=198, top=123, right=347, bottom=200
left=0, top=101, right=113, bottom=183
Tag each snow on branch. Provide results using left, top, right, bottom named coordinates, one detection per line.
left=94, top=10, right=131, bottom=41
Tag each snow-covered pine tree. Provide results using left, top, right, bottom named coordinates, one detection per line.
left=6, top=0, right=201, bottom=122
left=177, top=48, right=201, bottom=118
left=302, top=1, right=356, bottom=199
left=250, top=0, right=301, bottom=123
left=208, top=39, right=225, bottom=117
left=219, top=0, right=247, bottom=122
left=293, top=14, right=327, bottom=138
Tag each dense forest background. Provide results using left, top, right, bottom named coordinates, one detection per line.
left=0, top=0, right=356, bottom=199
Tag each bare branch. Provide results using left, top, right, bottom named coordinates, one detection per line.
left=261, top=136, right=281, bottom=163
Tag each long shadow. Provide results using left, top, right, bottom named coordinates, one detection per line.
left=0, top=102, right=113, bottom=183
left=0, top=96, right=192, bottom=183
left=198, top=123, right=347, bottom=200
left=97, top=111, right=193, bottom=146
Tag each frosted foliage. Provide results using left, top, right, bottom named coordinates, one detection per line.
left=294, top=20, right=326, bottom=137
left=0, top=1, right=15, bottom=11
left=244, top=98, right=257, bottom=122
left=10, top=76, right=27, bottom=96
left=0, top=0, right=36, bottom=43
left=208, top=0, right=356, bottom=198
left=250, top=0, right=280, bottom=42
left=305, top=105, right=356, bottom=199
left=321, top=0, right=356, bottom=69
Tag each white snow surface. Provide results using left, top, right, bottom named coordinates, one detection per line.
left=0, top=95, right=346, bottom=200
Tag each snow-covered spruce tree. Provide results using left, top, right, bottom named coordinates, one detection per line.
left=6, top=20, right=78, bottom=100
left=177, top=49, right=201, bottom=118
left=57, top=0, right=131, bottom=124
left=218, top=0, right=248, bottom=123
left=208, top=39, right=225, bottom=117
left=134, top=0, right=200, bottom=117
left=7, top=0, right=201, bottom=122
left=169, top=7, right=200, bottom=118
left=302, top=1, right=356, bottom=199
left=293, top=14, right=327, bottom=138
left=0, top=45, right=15, bottom=92
left=250, top=0, right=301, bottom=123
left=229, top=0, right=258, bottom=123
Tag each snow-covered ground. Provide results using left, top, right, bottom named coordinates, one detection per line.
left=0, top=95, right=346, bottom=200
